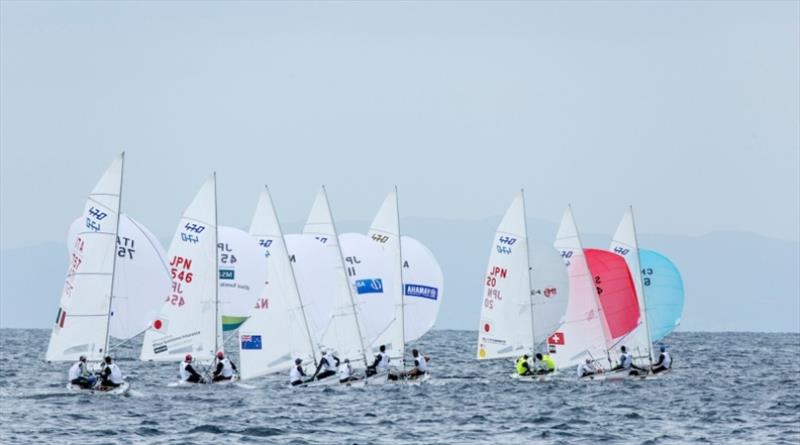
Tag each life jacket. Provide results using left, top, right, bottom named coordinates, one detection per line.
left=220, top=358, right=234, bottom=378
left=620, top=352, right=633, bottom=369
left=107, top=363, right=123, bottom=384
left=338, top=363, right=352, bottom=380
left=661, top=352, right=672, bottom=369
left=323, top=353, right=337, bottom=372
left=515, top=357, right=528, bottom=375
left=540, top=355, right=555, bottom=371
left=376, top=352, right=390, bottom=372
left=180, top=362, right=192, bottom=382
left=416, top=354, right=428, bottom=372
left=289, top=365, right=303, bottom=383
left=68, top=362, right=84, bottom=381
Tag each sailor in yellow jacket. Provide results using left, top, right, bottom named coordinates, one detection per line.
left=515, top=354, right=533, bottom=376
left=534, top=353, right=556, bottom=375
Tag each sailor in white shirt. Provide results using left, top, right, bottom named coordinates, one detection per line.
left=312, top=350, right=340, bottom=380
left=651, top=345, right=672, bottom=374
left=338, top=359, right=358, bottom=383
left=68, top=355, right=96, bottom=389
left=576, top=358, right=602, bottom=379
left=290, top=358, right=307, bottom=386
left=367, top=344, right=391, bottom=377
left=406, top=349, right=429, bottom=379
left=99, top=356, right=123, bottom=388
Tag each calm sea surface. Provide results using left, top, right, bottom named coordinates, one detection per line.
left=1, top=329, right=798, bottom=444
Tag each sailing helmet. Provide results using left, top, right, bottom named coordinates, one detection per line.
left=660, top=345, right=667, bottom=352
left=104, top=356, right=112, bottom=364
left=185, top=354, right=193, bottom=362
left=294, top=358, right=302, bottom=365
left=216, top=351, right=224, bottom=359
left=79, top=355, right=87, bottom=362
left=620, top=346, right=628, bottom=353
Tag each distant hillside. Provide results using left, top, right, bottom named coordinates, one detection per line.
left=2, top=218, right=798, bottom=332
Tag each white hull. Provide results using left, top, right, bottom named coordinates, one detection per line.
left=509, top=372, right=552, bottom=382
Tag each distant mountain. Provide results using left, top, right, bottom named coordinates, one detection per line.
left=2, top=218, right=798, bottom=333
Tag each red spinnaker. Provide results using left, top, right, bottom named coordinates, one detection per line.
left=584, top=248, right=639, bottom=340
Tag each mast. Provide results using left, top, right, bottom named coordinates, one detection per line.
left=323, top=186, right=370, bottom=369
left=102, top=151, right=124, bottom=357
left=395, top=186, right=406, bottom=369
left=520, top=189, right=536, bottom=355
left=629, top=206, right=654, bottom=368
left=213, top=172, right=220, bottom=356
left=266, top=185, right=319, bottom=365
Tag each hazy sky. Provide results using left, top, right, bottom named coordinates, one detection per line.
left=1, top=1, right=798, bottom=249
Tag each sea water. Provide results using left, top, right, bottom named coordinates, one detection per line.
left=0, top=329, right=798, bottom=444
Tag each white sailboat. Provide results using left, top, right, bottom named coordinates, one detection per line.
left=47, top=153, right=130, bottom=394
left=237, top=187, right=319, bottom=380
left=476, top=191, right=568, bottom=380
left=549, top=206, right=612, bottom=371
left=141, top=174, right=223, bottom=368
left=302, top=187, right=372, bottom=375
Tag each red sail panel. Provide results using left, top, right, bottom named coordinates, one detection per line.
left=584, top=248, right=639, bottom=340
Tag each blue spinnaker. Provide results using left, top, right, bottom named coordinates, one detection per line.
left=640, top=249, right=684, bottom=341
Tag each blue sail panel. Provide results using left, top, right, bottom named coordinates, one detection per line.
left=640, top=249, right=685, bottom=342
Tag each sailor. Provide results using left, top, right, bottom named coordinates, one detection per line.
left=611, top=346, right=647, bottom=375
left=98, top=356, right=123, bottom=388
left=68, top=355, right=97, bottom=389
left=515, top=354, right=533, bottom=376
left=312, top=350, right=340, bottom=380
left=406, top=349, right=429, bottom=379
left=576, top=358, right=601, bottom=378
left=366, top=344, right=391, bottom=377
left=650, top=345, right=672, bottom=374
left=212, top=351, right=238, bottom=382
left=338, top=358, right=358, bottom=383
left=180, top=354, right=206, bottom=384
left=289, top=358, right=306, bottom=386
left=534, top=353, right=556, bottom=375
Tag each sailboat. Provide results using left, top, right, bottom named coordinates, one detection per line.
left=548, top=206, right=613, bottom=372
left=366, top=188, right=444, bottom=362
left=67, top=214, right=171, bottom=342
left=301, top=187, right=372, bottom=385
left=47, top=153, right=130, bottom=394
left=476, top=191, right=568, bottom=381
left=140, top=174, right=225, bottom=384
left=237, top=186, right=320, bottom=380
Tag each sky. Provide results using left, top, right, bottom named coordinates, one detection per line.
left=1, top=3, right=798, bottom=248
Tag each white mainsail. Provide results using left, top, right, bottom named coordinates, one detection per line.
left=302, top=187, right=371, bottom=368
left=67, top=214, right=170, bottom=341
left=217, top=226, right=266, bottom=332
left=477, top=191, right=568, bottom=360
left=47, top=153, right=124, bottom=362
left=141, top=174, right=222, bottom=362
left=365, top=189, right=405, bottom=361
left=609, top=206, right=654, bottom=365
left=238, top=187, right=319, bottom=380
left=397, top=236, right=443, bottom=343
left=549, top=206, right=611, bottom=369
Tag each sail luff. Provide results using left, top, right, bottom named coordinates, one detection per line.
left=628, top=206, right=654, bottom=365
left=394, top=186, right=406, bottom=369
left=520, top=189, right=536, bottom=353
left=102, top=151, right=125, bottom=356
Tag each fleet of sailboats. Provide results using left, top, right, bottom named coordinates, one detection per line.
left=48, top=155, right=686, bottom=393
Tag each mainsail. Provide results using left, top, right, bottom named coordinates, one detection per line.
left=67, top=214, right=170, bottom=341
left=141, top=174, right=222, bottom=362
left=238, top=187, right=318, bottom=380
left=47, top=153, right=124, bottom=362
left=477, top=191, right=568, bottom=360
left=549, top=206, right=611, bottom=369
left=217, top=226, right=266, bottom=332
left=302, top=187, right=371, bottom=368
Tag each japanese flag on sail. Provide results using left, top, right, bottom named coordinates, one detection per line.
left=152, top=317, right=169, bottom=333
left=547, top=332, right=565, bottom=345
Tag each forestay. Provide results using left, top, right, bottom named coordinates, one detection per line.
left=640, top=249, right=684, bottom=342
left=47, top=154, right=123, bottom=362
left=302, top=188, right=371, bottom=368
left=609, top=207, right=654, bottom=363
left=67, top=214, right=170, bottom=341
left=549, top=207, right=611, bottom=369
left=217, top=226, right=265, bottom=332
left=238, top=188, right=318, bottom=380
left=141, top=175, right=222, bottom=362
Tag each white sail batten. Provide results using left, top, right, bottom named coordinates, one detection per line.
left=303, top=188, right=371, bottom=368
left=141, top=175, right=222, bottom=362
left=609, top=207, right=654, bottom=365
left=47, top=154, right=124, bottom=362
left=550, top=206, right=611, bottom=369
left=238, top=187, right=319, bottom=380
